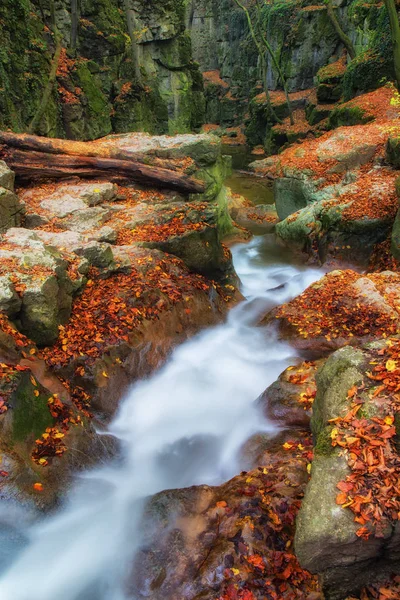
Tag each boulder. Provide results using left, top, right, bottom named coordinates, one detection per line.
left=129, top=432, right=316, bottom=600
left=0, top=188, right=25, bottom=233
left=0, top=161, right=15, bottom=191
left=295, top=344, right=400, bottom=598
left=275, top=167, right=397, bottom=266
left=0, top=231, right=79, bottom=345
left=258, top=360, right=320, bottom=429
left=269, top=270, right=400, bottom=355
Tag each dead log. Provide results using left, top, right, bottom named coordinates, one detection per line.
left=0, top=147, right=206, bottom=194
left=0, top=131, right=190, bottom=166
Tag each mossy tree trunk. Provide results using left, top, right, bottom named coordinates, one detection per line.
left=325, top=0, right=356, bottom=60
left=70, top=0, right=79, bottom=56
left=384, top=0, right=400, bottom=89
left=123, top=0, right=142, bottom=84
left=28, top=0, right=62, bottom=134
left=232, top=0, right=288, bottom=124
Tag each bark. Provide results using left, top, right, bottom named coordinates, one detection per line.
left=70, top=0, right=79, bottom=55
left=0, top=147, right=206, bottom=194
left=384, top=0, right=400, bottom=89
left=0, top=131, right=177, bottom=167
left=232, top=0, right=292, bottom=124
left=325, top=0, right=356, bottom=60
left=28, top=0, right=62, bottom=134
left=123, top=1, right=142, bottom=83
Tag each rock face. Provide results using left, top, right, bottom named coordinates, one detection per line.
left=0, top=161, right=25, bottom=233
left=295, top=344, right=400, bottom=599
left=0, top=0, right=204, bottom=138
left=189, top=0, right=392, bottom=128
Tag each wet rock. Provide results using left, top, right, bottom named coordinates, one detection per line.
left=0, top=275, right=21, bottom=316
left=258, top=360, right=321, bottom=429
left=295, top=345, right=400, bottom=599
left=0, top=161, right=15, bottom=191
left=129, top=431, right=316, bottom=600
left=267, top=270, right=400, bottom=355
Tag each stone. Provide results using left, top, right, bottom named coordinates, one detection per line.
left=0, top=275, right=21, bottom=316
left=295, top=345, right=400, bottom=598
left=0, top=188, right=25, bottom=233
left=62, top=207, right=112, bottom=232
left=258, top=360, right=320, bottom=429
left=88, top=226, right=118, bottom=244
left=0, top=161, right=15, bottom=191
left=72, top=241, right=115, bottom=269
left=40, top=196, right=88, bottom=218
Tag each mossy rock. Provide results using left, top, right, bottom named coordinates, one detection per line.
left=343, top=6, right=394, bottom=100
left=386, top=136, right=400, bottom=169
left=317, top=83, right=342, bottom=104
left=328, top=104, right=374, bottom=129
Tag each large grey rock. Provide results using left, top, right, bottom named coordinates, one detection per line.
left=0, top=275, right=22, bottom=316
left=0, top=188, right=25, bottom=233
left=62, top=207, right=112, bottom=232
left=296, top=346, right=400, bottom=599
left=40, top=196, right=87, bottom=218
left=0, top=233, right=74, bottom=345
left=72, top=241, right=115, bottom=269
left=0, top=161, right=15, bottom=191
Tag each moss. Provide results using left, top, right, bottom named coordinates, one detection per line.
left=343, top=5, right=394, bottom=100
left=386, top=136, right=400, bottom=169
left=328, top=105, right=373, bottom=129
left=11, top=373, right=53, bottom=443
left=71, top=62, right=112, bottom=140
left=0, top=0, right=64, bottom=135
left=314, top=426, right=335, bottom=457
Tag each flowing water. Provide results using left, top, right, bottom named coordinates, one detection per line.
left=0, top=234, right=323, bottom=600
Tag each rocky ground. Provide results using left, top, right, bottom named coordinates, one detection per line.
left=0, top=132, right=247, bottom=507
left=3, top=85, right=400, bottom=598
left=122, top=85, right=400, bottom=599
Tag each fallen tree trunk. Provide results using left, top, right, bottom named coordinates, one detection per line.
left=0, top=146, right=206, bottom=194
left=0, top=131, right=187, bottom=166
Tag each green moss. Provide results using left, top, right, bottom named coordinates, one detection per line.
left=343, top=5, right=394, bottom=100
left=11, top=373, right=53, bottom=443
left=314, top=426, right=335, bottom=457
left=0, top=0, right=64, bottom=135
left=71, top=62, right=112, bottom=140
left=386, top=136, right=400, bottom=169
left=328, top=105, right=373, bottom=129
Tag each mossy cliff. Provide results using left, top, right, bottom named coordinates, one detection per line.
left=0, top=0, right=205, bottom=139
left=189, top=0, right=395, bottom=127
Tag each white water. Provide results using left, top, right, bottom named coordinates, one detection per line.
left=0, top=234, right=323, bottom=600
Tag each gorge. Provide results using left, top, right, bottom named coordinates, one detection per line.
left=1, top=1, right=400, bottom=599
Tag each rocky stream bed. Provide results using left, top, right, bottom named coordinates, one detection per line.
left=1, top=96, right=400, bottom=599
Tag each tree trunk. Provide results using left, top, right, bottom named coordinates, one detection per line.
left=0, top=146, right=205, bottom=194
left=232, top=0, right=283, bottom=123
left=123, top=1, right=142, bottom=83
left=325, top=0, right=356, bottom=60
left=384, top=0, right=400, bottom=89
left=70, top=0, right=79, bottom=55
left=28, top=0, right=62, bottom=135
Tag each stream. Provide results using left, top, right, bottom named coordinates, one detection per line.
left=0, top=162, right=324, bottom=598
